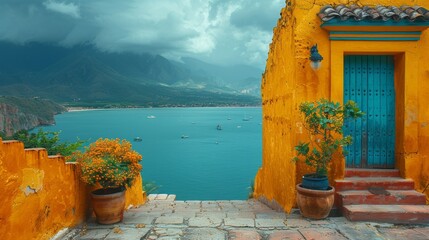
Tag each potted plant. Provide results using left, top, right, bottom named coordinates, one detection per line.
left=293, top=99, right=363, bottom=219
left=68, top=138, right=142, bottom=224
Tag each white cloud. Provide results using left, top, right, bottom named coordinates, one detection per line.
left=0, top=0, right=284, bottom=68
left=43, top=0, right=80, bottom=19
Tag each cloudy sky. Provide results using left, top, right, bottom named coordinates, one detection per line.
left=0, top=0, right=284, bottom=69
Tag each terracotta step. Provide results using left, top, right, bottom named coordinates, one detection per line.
left=337, top=190, right=426, bottom=205
left=343, top=204, right=429, bottom=224
left=345, top=168, right=400, bottom=178
left=335, top=177, right=414, bottom=191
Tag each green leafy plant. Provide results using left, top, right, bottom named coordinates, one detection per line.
left=143, top=180, right=160, bottom=194
left=293, top=99, right=364, bottom=176
left=67, top=138, right=142, bottom=189
left=7, top=129, right=84, bottom=156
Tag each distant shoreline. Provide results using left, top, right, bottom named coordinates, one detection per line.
left=66, top=107, right=110, bottom=112
left=66, top=105, right=261, bottom=112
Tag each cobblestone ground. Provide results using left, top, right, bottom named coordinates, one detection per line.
left=60, top=195, right=429, bottom=240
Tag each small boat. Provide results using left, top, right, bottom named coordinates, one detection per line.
left=181, top=135, right=189, bottom=139
left=147, top=115, right=156, bottom=119
left=216, top=125, right=222, bottom=130
left=243, top=114, right=252, bottom=121
left=133, top=137, right=142, bottom=142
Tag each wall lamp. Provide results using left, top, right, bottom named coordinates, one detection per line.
left=309, top=44, right=323, bottom=71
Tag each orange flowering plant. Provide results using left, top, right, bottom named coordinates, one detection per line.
left=68, top=138, right=142, bottom=189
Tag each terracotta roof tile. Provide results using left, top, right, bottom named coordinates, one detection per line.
left=318, top=5, right=429, bottom=22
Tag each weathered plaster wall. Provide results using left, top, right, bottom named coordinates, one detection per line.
left=254, top=0, right=429, bottom=212
left=0, top=140, right=146, bottom=240
left=125, top=174, right=146, bottom=208
left=417, top=27, right=429, bottom=203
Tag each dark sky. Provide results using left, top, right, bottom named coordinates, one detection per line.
left=0, top=0, right=284, bottom=68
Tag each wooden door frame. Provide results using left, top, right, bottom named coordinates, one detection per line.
left=330, top=41, right=419, bottom=176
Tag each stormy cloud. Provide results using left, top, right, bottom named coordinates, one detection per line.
left=0, top=0, right=283, bottom=67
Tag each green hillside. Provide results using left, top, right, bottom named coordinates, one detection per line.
left=0, top=96, right=66, bottom=136
left=0, top=96, right=65, bottom=119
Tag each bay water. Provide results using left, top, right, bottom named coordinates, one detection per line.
left=39, top=107, right=262, bottom=200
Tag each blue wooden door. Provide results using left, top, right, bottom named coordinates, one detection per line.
left=343, top=55, right=395, bottom=168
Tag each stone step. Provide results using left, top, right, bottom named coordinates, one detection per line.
left=345, top=168, right=400, bottom=178
left=337, top=190, right=426, bottom=205
left=335, top=177, right=414, bottom=191
left=343, top=204, right=429, bottom=224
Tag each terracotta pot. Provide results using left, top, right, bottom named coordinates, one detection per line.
left=296, top=184, right=335, bottom=220
left=91, top=187, right=125, bottom=224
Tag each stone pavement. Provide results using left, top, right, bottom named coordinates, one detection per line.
left=60, top=194, right=429, bottom=240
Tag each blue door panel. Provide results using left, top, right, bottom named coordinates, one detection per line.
left=344, top=55, right=395, bottom=168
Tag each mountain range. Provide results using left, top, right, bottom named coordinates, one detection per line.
left=0, top=42, right=262, bottom=107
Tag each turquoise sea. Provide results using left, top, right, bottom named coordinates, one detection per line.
left=39, top=107, right=262, bottom=200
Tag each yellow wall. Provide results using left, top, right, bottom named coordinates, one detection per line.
left=417, top=27, right=429, bottom=203
left=125, top=174, right=146, bottom=208
left=254, top=0, right=429, bottom=212
left=0, top=139, right=146, bottom=240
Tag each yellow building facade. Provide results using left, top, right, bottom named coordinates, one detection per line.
left=254, top=0, right=429, bottom=212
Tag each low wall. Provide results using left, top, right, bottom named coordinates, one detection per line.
left=0, top=139, right=146, bottom=240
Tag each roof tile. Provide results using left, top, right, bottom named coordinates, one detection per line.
left=318, top=5, right=429, bottom=22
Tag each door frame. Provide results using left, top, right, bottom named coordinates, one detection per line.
left=330, top=41, right=419, bottom=175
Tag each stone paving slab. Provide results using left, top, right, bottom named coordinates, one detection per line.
left=415, top=227, right=429, bottom=237
left=189, top=217, right=222, bottom=227
left=224, top=218, right=255, bottom=227
left=154, top=216, right=184, bottom=225
left=166, top=194, right=176, bottom=201
left=156, top=236, right=180, bottom=240
left=196, top=211, right=226, bottom=218
left=299, top=228, right=348, bottom=240
left=228, top=229, right=261, bottom=240
left=336, top=222, right=384, bottom=240
left=131, top=210, right=174, bottom=217
left=67, top=199, right=429, bottom=240
left=152, top=227, right=183, bottom=238
left=255, top=212, right=286, bottom=219
left=284, top=218, right=312, bottom=228
left=104, top=228, right=150, bottom=240
left=268, top=230, right=305, bottom=240
left=218, top=201, right=235, bottom=207
left=310, top=219, right=330, bottom=225
left=184, top=228, right=225, bottom=240
left=78, top=229, right=111, bottom=240
left=227, top=212, right=255, bottom=218
left=154, top=194, right=168, bottom=200
left=164, top=212, right=197, bottom=218
left=122, top=214, right=155, bottom=225
left=378, top=227, right=429, bottom=240
left=255, top=218, right=286, bottom=228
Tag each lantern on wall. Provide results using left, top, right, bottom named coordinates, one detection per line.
left=309, top=44, right=323, bottom=70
